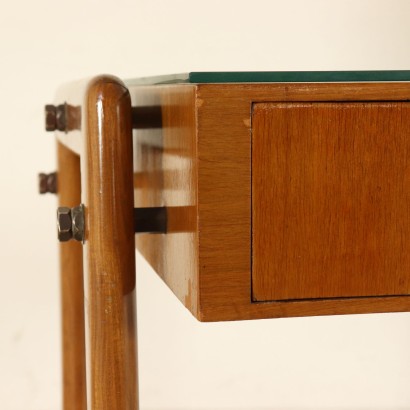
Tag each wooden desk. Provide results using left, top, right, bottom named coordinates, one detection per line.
left=44, top=71, right=410, bottom=410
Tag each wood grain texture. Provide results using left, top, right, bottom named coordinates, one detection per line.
left=57, top=142, right=87, bottom=410
left=197, top=83, right=410, bottom=321
left=252, top=102, right=410, bottom=301
left=129, top=81, right=410, bottom=322
left=83, top=76, right=138, bottom=410
left=130, top=84, right=199, bottom=317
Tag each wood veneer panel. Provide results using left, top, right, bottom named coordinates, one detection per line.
left=131, top=84, right=199, bottom=317
left=196, top=83, right=410, bottom=321
left=252, top=102, right=410, bottom=301
left=130, top=82, right=410, bottom=322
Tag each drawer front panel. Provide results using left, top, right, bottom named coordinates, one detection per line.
left=252, top=102, right=410, bottom=301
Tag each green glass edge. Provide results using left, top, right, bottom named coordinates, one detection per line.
left=125, top=71, right=410, bottom=86
left=188, top=71, right=410, bottom=83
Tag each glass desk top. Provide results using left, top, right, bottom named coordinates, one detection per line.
left=126, top=70, right=410, bottom=85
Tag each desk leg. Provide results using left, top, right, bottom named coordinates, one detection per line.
left=82, top=76, right=138, bottom=410
left=57, top=142, right=87, bottom=410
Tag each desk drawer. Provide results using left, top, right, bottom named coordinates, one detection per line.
left=130, top=82, right=410, bottom=321
left=252, top=102, right=410, bottom=301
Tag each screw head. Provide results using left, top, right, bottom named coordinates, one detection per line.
left=57, top=207, right=72, bottom=242
left=56, top=205, right=85, bottom=242
left=38, top=173, right=48, bottom=194
left=38, top=172, right=57, bottom=194
left=45, top=104, right=67, bottom=132
left=56, top=104, right=67, bottom=132
left=45, top=105, right=57, bottom=131
left=72, top=205, right=85, bottom=242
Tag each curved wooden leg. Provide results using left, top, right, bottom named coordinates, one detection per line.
left=82, top=76, right=138, bottom=410
left=57, top=142, right=87, bottom=410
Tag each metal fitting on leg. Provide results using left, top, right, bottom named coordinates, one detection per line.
left=45, top=103, right=81, bottom=132
left=38, top=172, right=57, bottom=194
left=57, top=204, right=85, bottom=242
left=45, top=104, right=67, bottom=132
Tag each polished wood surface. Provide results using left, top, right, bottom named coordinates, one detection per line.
left=132, top=84, right=199, bottom=317
left=129, top=81, right=410, bottom=322
left=50, top=77, right=410, bottom=410
left=83, top=76, right=138, bottom=410
left=198, top=83, right=410, bottom=321
left=252, top=102, right=410, bottom=301
left=57, top=142, right=87, bottom=410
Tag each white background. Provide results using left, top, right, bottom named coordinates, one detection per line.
left=1, top=1, right=410, bottom=409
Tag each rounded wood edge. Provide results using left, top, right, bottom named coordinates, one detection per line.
left=84, top=74, right=133, bottom=243
left=83, top=75, right=138, bottom=410
left=85, top=74, right=129, bottom=101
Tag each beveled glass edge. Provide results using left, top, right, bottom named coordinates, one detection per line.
left=125, top=73, right=190, bottom=86
left=125, top=71, right=410, bottom=86
left=190, top=70, right=410, bottom=83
